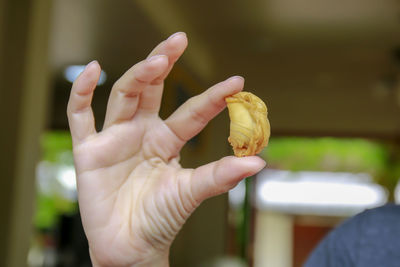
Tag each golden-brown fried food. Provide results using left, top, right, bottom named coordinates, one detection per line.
left=225, top=92, right=270, bottom=157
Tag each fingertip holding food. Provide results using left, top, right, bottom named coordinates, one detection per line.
left=226, top=92, right=270, bottom=157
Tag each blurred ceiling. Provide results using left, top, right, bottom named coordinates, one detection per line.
left=49, top=0, right=400, bottom=137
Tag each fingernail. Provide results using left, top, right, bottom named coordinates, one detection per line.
left=227, top=76, right=244, bottom=82
left=261, top=159, right=267, bottom=168
left=167, top=31, right=185, bottom=40
left=85, top=60, right=98, bottom=70
left=147, top=54, right=166, bottom=62
left=257, top=158, right=267, bottom=170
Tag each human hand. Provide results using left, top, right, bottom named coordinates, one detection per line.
left=67, top=32, right=266, bottom=267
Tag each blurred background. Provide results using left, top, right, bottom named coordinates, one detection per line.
left=1, top=0, right=400, bottom=266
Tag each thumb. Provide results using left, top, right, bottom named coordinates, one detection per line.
left=190, top=156, right=266, bottom=203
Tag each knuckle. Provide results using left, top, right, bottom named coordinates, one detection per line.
left=188, top=98, right=208, bottom=125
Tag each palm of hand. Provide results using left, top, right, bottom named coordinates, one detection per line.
left=67, top=33, right=265, bottom=267
left=74, top=117, right=196, bottom=265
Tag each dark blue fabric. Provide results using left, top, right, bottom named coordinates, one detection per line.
left=305, top=204, right=400, bottom=267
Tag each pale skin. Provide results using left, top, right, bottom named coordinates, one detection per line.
left=67, top=32, right=266, bottom=267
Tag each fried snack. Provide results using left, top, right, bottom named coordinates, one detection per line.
left=225, top=92, right=270, bottom=157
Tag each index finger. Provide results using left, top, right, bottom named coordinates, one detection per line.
left=67, top=61, right=101, bottom=144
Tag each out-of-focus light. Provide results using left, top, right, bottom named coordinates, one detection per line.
left=229, top=180, right=246, bottom=209
left=256, top=169, right=387, bottom=216
left=27, top=245, right=44, bottom=267
left=57, top=166, right=77, bottom=191
left=36, top=162, right=78, bottom=201
left=64, top=65, right=107, bottom=85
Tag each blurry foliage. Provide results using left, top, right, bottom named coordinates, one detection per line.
left=263, top=137, right=388, bottom=173
left=261, top=137, right=400, bottom=199
left=41, top=131, right=73, bottom=164
left=35, top=194, right=77, bottom=230
left=35, top=131, right=76, bottom=230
